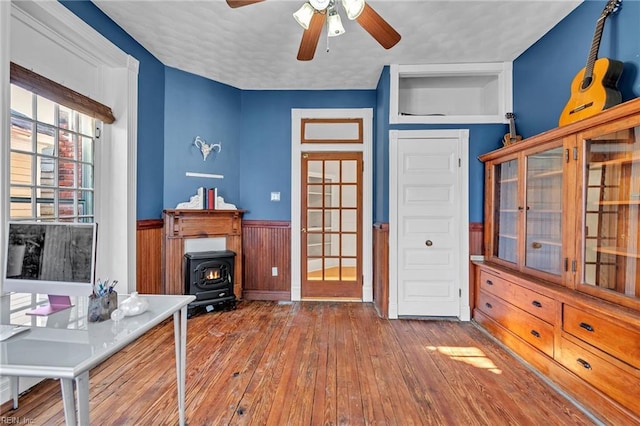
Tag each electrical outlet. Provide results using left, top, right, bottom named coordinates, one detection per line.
left=270, top=192, right=280, bottom=201
left=271, top=266, right=278, bottom=276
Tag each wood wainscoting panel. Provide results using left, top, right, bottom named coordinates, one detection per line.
left=242, top=220, right=291, bottom=300
left=469, top=222, right=484, bottom=313
left=373, top=223, right=389, bottom=318
left=136, top=219, right=163, bottom=294
left=469, top=222, right=484, bottom=255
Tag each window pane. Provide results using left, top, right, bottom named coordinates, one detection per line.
left=342, top=234, right=357, bottom=257
left=10, top=117, right=33, bottom=152
left=307, top=161, right=322, bottom=182
left=10, top=85, right=33, bottom=118
left=37, top=155, right=55, bottom=187
left=324, top=258, right=339, bottom=281
left=342, top=258, right=357, bottom=281
left=79, top=163, right=93, bottom=189
left=327, top=185, right=340, bottom=207
left=36, top=187, right=54, bottom=218
left=59, top=130, right=75, bottom=159
left=79, top=112, right=93, bottom=135
left=342, top=210, right=356, bottom=232
left=78, top=190, right=93, bottom=216
left=342, top=185, right=357, bottom=208
left=37, top=96, right=55, bottom=126
left=10, top=201, right=32, bottom=219
left=307, top=258, right=322, bottom=280
left=326, top=160, right=340, bottom=180
left=80, top=137, right=94, bottom=163
left=10, top=152, right=33, bottom=185
left=342, top=160, right=357, bottom=183
left=58, top=105, right=75, bottom=131
left=308, top=210, right=322, bottom=229
left=59, top=160, right=76, bottom=188
left=308, top=185, right=323, bottom=207
left=37, top=124, right=55, bottom=155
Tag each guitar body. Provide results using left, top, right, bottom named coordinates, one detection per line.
left=559, top=57, right=624, bottom=126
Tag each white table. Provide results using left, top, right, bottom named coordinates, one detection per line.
left=0, top=293, right=195, bottom=425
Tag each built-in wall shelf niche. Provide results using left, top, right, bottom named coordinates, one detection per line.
left=389, top=62, right=513, bottom=124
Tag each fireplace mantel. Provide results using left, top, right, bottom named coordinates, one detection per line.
left=162, top=209, right=244, bottom=297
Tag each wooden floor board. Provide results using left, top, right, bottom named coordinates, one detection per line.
left=1, top=301, right=596, bottom=425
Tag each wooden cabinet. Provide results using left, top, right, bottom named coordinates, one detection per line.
left=476, top=98, right=640, bottom=424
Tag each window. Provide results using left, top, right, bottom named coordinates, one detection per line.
left=9, top=84, right=98, bottom=222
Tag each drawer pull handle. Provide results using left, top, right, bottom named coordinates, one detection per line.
left=486, top=280, right=493, bottom=285
left=579, top=322, right=594, bottom=332
left=485, top=302, right=493, bottom=309
left=530, top=330, right=540, bottom=338
left=531, top=300, right=542, bottom=308
left=577, top=358, right=592, bottom=370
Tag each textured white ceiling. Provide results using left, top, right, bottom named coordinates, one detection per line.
left=92, top=0, right=582, bottom=90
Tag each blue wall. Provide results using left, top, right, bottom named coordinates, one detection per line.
left=163, top=67, right=241, bottom=210
left=238, top=90, right=376, bottom=220
left=60, top=1, right=166, bottom=220
left=514, top=0, right=640, bottom=138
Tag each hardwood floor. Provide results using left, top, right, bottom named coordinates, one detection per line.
left=1, top=301, right=596, bottom=425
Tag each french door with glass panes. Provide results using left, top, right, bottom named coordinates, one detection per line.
left=301, top=152, right=362, bottom=299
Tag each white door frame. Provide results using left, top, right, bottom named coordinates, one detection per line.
left=389, top=129, right=470, bottom=320
left=291, top=108, right=373, bottom=302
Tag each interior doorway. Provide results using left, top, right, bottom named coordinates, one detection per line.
left=301, top=152, right=363, bottom=299
left=291, top=109, right=373, bottom=302
left=389, top=129, right=470, bottom=320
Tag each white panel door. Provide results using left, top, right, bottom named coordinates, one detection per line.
left=396, top=135, right=463, bottom=317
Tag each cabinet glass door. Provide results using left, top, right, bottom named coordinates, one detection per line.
left=493, top=159, right=518, bottom=264
left=525, top=147, right=564, bottom=275
left=582, top=125, right=640, bottom=299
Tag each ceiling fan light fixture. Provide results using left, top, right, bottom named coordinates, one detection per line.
left=309, top=0, right=331, bottom=11
left=341, top=0, right=365, bottom=20
left=293, top=3, right=315, bottom=29
left=327, top=11, right=345, bottom=37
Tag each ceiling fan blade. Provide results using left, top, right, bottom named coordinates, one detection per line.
left=297, top=13, right=326, bottom=61
left=356, top=3, right=401, bottom=49
left=226, top=0, right=265, bottom=8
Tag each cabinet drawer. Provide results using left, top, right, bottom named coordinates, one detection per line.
left=479, top=291, right=554, bottom=358
left=563, top=305, right=640, bottom=369
left=480, top=271, right=556, bottom=324
left=557, top=337, right=640, bottom=414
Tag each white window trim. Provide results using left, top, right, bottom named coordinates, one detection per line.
left=1, top=0, right=138, bottom=404
left=291, top=108, right=373, bottom=302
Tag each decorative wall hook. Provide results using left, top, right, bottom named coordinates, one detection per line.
left=194, top=136, right=221, bottom=161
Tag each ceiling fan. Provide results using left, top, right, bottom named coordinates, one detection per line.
left=226, top=0, right=401, bottom=61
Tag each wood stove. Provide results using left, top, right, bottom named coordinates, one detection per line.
left=183, top=250, right=237, bottom=317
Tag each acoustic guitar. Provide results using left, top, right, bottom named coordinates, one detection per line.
left=558, top=0, right=623, bottom=127
left=503, top=113, right=522, bottom=146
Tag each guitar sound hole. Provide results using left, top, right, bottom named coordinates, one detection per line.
left=581, top=76, right=593, bottom=90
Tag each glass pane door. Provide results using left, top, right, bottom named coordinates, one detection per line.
left=301, top=152, right=362, bottom=299
left=525, top=147, right=563, bottom=275
left=493, top=159, right=518, bottom=264
left=582, top=125, right=640, bottom=299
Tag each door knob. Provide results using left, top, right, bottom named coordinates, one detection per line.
left=301, top=228, right=307, bottom=233
left=425, top=240, right=433, bottom=247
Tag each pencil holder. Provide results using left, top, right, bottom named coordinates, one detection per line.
left=88, top=291, right=118, bottom=322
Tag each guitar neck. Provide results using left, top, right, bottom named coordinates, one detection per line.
left=509, top=118, right=516, bottom=139
left=584, top=17, right=606, bottom=79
